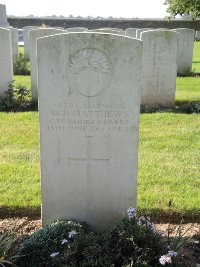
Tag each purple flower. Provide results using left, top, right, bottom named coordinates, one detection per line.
left=127, top=207, right=137, bottom=220
left=168, top=250, right=177, bottom=257
left=50, top=252, right=59, bottom=257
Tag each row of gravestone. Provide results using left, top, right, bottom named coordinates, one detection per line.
left=0, top=26, right=196, bottom=108
left=24, top=26, right=196, bottom=107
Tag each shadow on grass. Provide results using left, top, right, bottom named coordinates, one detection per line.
left=0, top=206, right=40, bottom=220
left=141, top=102, right=200, bottom=114
left=0, top=206, right=199, bottom=223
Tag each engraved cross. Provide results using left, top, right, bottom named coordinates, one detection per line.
left=68, top=136, right=111, bottom=166
left=68, top=136, right=111, bottom=209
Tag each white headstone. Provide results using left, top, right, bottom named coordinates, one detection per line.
left=37, top=32, right=143, bottom=230
left=91, top=28, right=125, bottom=35
left=29, top=28, right=65, bottom=102
left=23, top=26, right=38, bottom=60
left=141, top=30, right=177, bottom=107
left=172, top=28, right=195, bottom=75
left=136, top=28, right=153, bottom=39
left=6, top=27, right=19, bottom=58
left=125, top=28, right=138, bottom=38
left=196, top=31, right=200, bottom=41
left=0, top=28, right=13, bottom=97
left=0, top=4, right=8, bottom=26
left=65, top=27, right=88, bottom=32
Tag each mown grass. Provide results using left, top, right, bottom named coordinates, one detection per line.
left=176, top=42, right=200, bottom=103
left=0, top=112, right=40, bottom=216
left=138, top=113, right=200, bottom=221
left=0, top=112, right=199, bottom=221
left=192, top=41, right=200, bottom=73
left=176, top=77, right=200, bottom=103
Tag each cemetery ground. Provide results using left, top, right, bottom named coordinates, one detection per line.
left=0, top=42, right=199, bottom=266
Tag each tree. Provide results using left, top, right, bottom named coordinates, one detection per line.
left=164, top=0, right=200, bottom=19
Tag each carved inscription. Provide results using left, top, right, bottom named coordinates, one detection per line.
left=68, top=48, right=112, bottom=97
left=48, top=102, right=130, bottom=133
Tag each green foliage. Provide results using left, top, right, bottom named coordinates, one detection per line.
left=0, top=232, right=16, bottom=264
left=14, top=220, right=91, bottom=267
left=158, top=201, right=193, bottom=266
left=15, top=216, right=164, bottom=267
left=13, top=53, right=30, bottom=76
left=176, top=76, right=200, bottom=104
left=0, top=81, right=35, bottom=112
left=164, top=0, right=200, bottom=19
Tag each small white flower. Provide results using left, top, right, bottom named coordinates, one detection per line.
left=159, top=255, right=172, bottom=265
left=61, top=239, right=68, bottom=245
left=68, top=230, right=77, bottom=238
left=50, top=252, right=59, bottom=257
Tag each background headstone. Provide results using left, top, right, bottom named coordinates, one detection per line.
left=172, top=28, right=195, bottom=75
left=7, top=27, right=19, bottom=58
left=136, top=28, right=153, bottom=39
left=37, top=32, right=143, bottom=230
left=65, top=27, right=88, bottom=32
left=91, top=28, right=125, bottom=35
left=0, top=28, right=13, bottom=97
left=0, top=4, right=8, bottom=26
left=196, top=31, right=200, bottom=41
left=141, top=30, right=177, bottom=107
left=23, top=26, right=38, bottom=60
left=125, top=28, right=138, bottom=38
left=29, top=28, right=65, bottom=102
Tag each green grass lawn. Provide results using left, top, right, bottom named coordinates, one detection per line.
left=176, top=77, right=200, bottom=103
left=192, top=41, right=200, bottom=73
left=0, top=112, right=199, bottom=221
left=138, top=113, right=200, bottom=221
left=175, top=42, right=200, bottom=103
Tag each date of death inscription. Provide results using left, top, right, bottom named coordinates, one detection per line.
left=47, top=102, right=132, bottom=133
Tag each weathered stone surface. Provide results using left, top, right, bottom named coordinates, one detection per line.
left=196, top=30, right=200, bottom=41
left=136, top=28, right=153, bottom=39
left=65, top=27, right=88, bottom=32
left=37, top=32, right=143, bottom=230
left=29, top=28, right=65, bottom=102
left=23, top=26, right=38, bottom=60
left=7, top=27, right=19, bottom=58
left=172, top=28, right=195, bottom=75
left=0, top=28, right=13, bottom=96
left=141, top=30, right=177, bottom=107
left=91, top=28, right=125, bottom=35
left=125, top=28, right=138, bottom=38
left=0, top=4, right=8, bottom=26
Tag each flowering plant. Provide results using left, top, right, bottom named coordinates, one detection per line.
left=158, top=200, right=193, bottom=266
